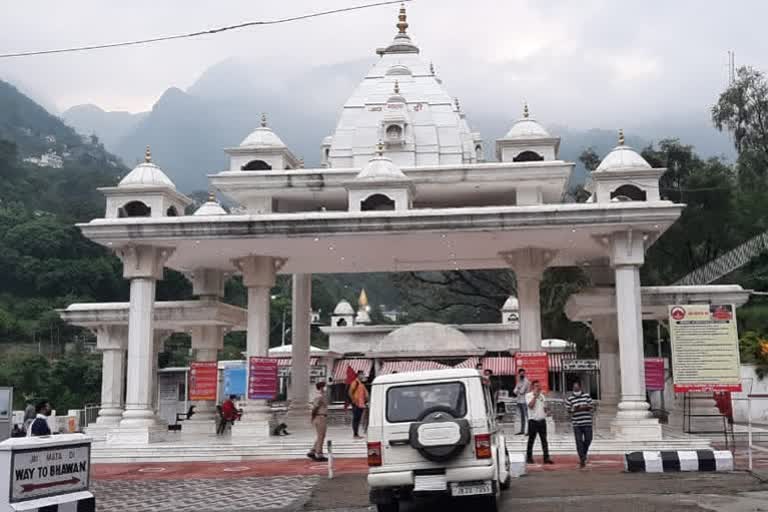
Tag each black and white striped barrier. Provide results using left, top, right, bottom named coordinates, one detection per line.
left=624, top=450, right=734, bottom=473
left=12, top=494, right=95, bottom=511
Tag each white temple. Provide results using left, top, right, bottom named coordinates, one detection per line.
left=61, top=5, right=750, bottom=448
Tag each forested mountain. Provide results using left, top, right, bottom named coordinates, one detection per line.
left=61, top=104, right=147, bottom=152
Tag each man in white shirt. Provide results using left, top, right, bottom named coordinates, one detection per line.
left=525, top=380, right=553, bottom=464
left=513, top=368, right=530, bottom=435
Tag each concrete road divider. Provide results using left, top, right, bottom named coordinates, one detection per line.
left=624, top=450, right=734, bottom=473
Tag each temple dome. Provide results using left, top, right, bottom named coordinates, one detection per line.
left=376, top=322, right=479, bottom=353
left=502, top=296, right=519, bottom=311
left=597, top=144, right=651, bottom=172
left=193, top=194, right=226, bottom=216
left=356, top=152, right=409, bottom=181
left=333, top=300, right=355, bottom=315
left=504, top=118, right=550, bottom=139
left=119, top=147, right=176, bottom=189
left=239, top=115, right=286, bottom=148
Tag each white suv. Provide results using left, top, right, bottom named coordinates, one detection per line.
left=367, top=369, right=511, bottom=512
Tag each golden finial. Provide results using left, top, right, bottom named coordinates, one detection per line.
left=394, top=79, right=400, bottom=94
left=376, top=140, right=385, bottom=156
left=207, top=190, right=216, bottom=202
left=454, top=97, right=461, bottom=111
left=430, top=62, right=435, bottom=75
left=523, top=102, right=529, bottom=119
left=397, top=3, right=408, bottom=34
left=260, top=113, right=267, bottom=127
left=144, top=145, right=152, bottom=163
left=299, top=157, right=305, bottom=168
left=618, top=128, right=625, bottom=145
left=359, top=288, right=369, bottom=308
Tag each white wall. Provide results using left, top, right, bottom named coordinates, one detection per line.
left=732, top=365, right=768, bottom=423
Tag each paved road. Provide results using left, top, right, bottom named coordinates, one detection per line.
left=303, top=471, right=768, bottom=511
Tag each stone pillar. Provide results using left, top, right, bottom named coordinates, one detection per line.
left=502, top=248, right=556, bottom=352
left=590, top=316, right=620, bottom=430
left=183, top=325, right=224, bottom=435
left=287, top=274, right=312, bottom=421
left=608, top=232, right=661, bottom=440
left=232, top=255, right=278, bottom=437
left=95, top=326, right=128, bottom=425
left=151, top=331, right=170, bottom=418
left=108, top=245, right=172, bottom=444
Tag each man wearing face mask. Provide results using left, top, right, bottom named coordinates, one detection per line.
left=308, top=381, right=329, bottom=461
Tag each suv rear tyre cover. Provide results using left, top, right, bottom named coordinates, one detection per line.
left=376, top=503, right=399, bottom=512
left=407, top=406, right=471, bottom=462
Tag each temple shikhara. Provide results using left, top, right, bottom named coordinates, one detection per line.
left=61, top=5, right=749, bottom=453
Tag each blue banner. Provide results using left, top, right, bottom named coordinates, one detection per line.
left=223, top=366, right=246, bottom=398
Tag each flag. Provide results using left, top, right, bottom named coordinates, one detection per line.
left=345, top=365, right=357, bottom=385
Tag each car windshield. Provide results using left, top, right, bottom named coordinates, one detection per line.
left=386, top=381, right=466, bottom=423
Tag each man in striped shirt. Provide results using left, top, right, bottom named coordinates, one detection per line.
left=565, top=380, right=594, bottom=468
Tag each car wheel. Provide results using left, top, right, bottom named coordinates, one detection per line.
left=483, top=495, right=499, bottom=512
left=376, top=502, right=399, bottom=512
left=500, top=447, right=512, bottom=490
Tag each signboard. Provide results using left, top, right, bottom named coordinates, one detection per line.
left=562, top=359, right=599, bottom=372
left=9, top=443, right=90, bottom=503
left=224, top=366, right=246, bottom=397
left=248, top=358, right=279, bottom=400
left=669, top=304, right=742, bottom=393
left=514, top=352, right=550, bottom=392
left=189, top=361, right=218, bottom=401
left=277, top=365, right=328, bottom=383
left=644, top=358, right=665, bottom=391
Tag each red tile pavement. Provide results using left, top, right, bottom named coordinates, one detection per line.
left=93, top=455, right=627, bottom=482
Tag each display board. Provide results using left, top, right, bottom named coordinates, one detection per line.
left=514, top=351, right=550, bottom=392
left=189, top=361, right=218, bottom=401
left=562, top=359, right=599, bottom=371
left=248, top=358, right=279, bottom=400
left=223, top=366, right=246, bottom=397
left=644, top=358, right=665, bottom=391
left=669, top=304, right=742, bottom=393
left=8, top=442, right=90, bottom=503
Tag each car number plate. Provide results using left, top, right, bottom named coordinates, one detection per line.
left=450, top=481, right=493, bottom=496
left=414, top=475, right=447, bottom=491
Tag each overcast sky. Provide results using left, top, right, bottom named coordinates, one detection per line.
left=1, top=0, right=766, bottom=131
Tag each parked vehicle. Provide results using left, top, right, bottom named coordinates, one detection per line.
left=367, top=368, right=511, bottom=511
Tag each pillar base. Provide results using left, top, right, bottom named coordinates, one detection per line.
left=106, top=424, right=168, bottom=444
left=610, top=401, right=661, bottom=440
left=182, top=419, right=218, bottom=436
left=84, top=424, right=115, bottom=442
left=596, top=402, right=618, bottom=430
left=231, top=400, right=273, bottom=439
left=283, top=404, right=313, bottom=433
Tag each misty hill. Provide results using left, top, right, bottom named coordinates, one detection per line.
left=61, top=104, right=147, bottom=151
left=63, top=57, right=736, bottom=192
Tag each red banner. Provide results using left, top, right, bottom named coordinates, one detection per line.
left=189, top=361, right=218, bottom=401
left=248, top=357, right=279, bottom=400
left=673, top=383, right=742, bottom=393
left=644, top=358, right=665, bottom=391
left=514, top=351, right=549, bottom=393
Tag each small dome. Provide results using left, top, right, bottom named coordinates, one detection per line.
left=356, top=153, right=409, bottom=181
left=376, top=323, right=479, bottom=353
left=387, top=79, right=406, bottom=104
left=239, top=114, right=286, bottom=148
left=193, top=195, right=226, bottom=216
left=504, top=119, right=550, bottom=139
left=333, top=300, right=355, bottom=315
left=119, top=147, right=176, bottom=189
left=502, top=296, right=519, bottom=311
left=386, top=65, right=412, bottom=76
left=596, top=144, right=651, bottom=172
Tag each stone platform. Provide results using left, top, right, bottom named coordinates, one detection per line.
left=91, top=424, right=718, bottom=463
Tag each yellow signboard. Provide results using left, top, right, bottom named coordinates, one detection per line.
left=669, top=304, right=742, bottom=393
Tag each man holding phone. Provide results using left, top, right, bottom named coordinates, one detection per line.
left=565, top=380, right=594, bottom=468
left=525, top=380, right=553, bottom=465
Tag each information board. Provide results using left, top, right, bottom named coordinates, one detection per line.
left=248, top=358, right=278, bottom=400
left=669, top=304, right=742, bottom=393
left=644, top=358, right=665, bottom=391
left=189, top=361, right=218, bottom=401
left=514, top=351, right=549, bottom=392
left=562, top=359, right=599, bottom=372
left=9, top=443, right=90, bottom=503
left=223, top=366, right=246, bottom=397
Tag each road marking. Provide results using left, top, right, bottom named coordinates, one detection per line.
left=138, top=467, right=167, bottom=473
left=223, top=466, right=251, bottom=472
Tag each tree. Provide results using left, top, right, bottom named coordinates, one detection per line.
left=579, top=147, right=601, bottom=172
left=712, top=66, right=768, bottom=156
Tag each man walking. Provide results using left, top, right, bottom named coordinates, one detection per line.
left=28, top=401, right=52, bottom=437
left=565, top=380, right=594, bottom=468
left=526, top=380, right=553, bottom=464
left=308, top=382, right=329, bottom=461
left=513, top=368, right=530, bottom=435
left=348, top=370, right=369, bottom=439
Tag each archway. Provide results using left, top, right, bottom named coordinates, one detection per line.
left=361, top=194, right=395, bottom=211
left=242, top=160, right=272, bottom=171
left=166, top=205, right=179, bottom=217
left=335, top=318, right=348, bottom=327
left=513, top=150, right=544, bottom=162
left=611, top=184, right=647, bottom=202
left=119, top=201, right=151, bottom=218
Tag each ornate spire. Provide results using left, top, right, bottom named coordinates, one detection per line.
left=397, top=3, right=408, bottom=34
left=260, top=113, right=267, bottom=127
left=523, top=102, right=529, bottom=119
left=454, top=97, right=461, bottom=112
left=207, top=190, right=216, bottom=202
left=359, top=288, right=369, bottom=308
left=376, top=139, right=385, bottom=156
left=394, top=79, right=400, bottom=94
left=299, top=157, right=305, bottom=168
left=618, top=128, right=625, bottom=146
left=430, top=62, right=435, bottom=75
left=144, top=145, right=152, bottom=163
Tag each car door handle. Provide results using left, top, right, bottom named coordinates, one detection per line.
left=389, top=439, right=409, bottom=446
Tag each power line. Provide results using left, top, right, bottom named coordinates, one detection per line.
left=0, top=0, right=411, bottom=59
